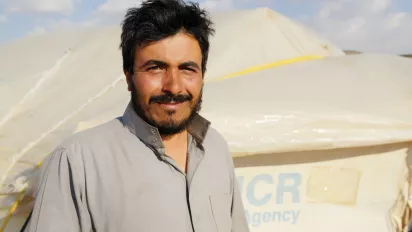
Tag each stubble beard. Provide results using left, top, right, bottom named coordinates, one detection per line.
left=130, top=83, right=202, bottom=136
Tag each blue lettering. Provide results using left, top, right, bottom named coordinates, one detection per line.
left=276, top=173, right=301, bottom=204
left=282, top=210, right=291, bottom=222
left=262, top=212, right=272, bottom=223
left=251, top=212, right=261, bottom=227
left=244, top=210, right=301, bottom=227
left=247, top=174, right=273, bottom=206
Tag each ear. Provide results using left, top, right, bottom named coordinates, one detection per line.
left=124, top=69, right=133, bottom=92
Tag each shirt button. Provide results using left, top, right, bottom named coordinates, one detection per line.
left=151, top=129, right=156, bottom=133
left=152, top=137, right=157, bottom=142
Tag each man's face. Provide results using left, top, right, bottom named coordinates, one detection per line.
left=125, top=32, right=203, bottom=136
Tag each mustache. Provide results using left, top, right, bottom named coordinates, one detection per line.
left=149, top=93, right=192, bottom=104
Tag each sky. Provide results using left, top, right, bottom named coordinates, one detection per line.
left=0, top=0, right=411, bottom=54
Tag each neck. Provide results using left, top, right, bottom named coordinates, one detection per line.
left=161, top=129, right=189, bottom=172
left=161, top=129, right=188, bottom=146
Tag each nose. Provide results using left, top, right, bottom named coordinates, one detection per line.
left=162, top=68, right=183, bottom=95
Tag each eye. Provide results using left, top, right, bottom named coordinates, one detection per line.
left=182, top=67, right=196, bottom=72
left=146, top=66, right=165, bottom=74
left=147, top=66, right=161, bottom=71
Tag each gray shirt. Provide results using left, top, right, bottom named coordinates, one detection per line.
left=23, top=102, right=249, bottom=232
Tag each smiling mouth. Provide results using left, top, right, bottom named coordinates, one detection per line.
left=157, top=101, right=185, bottom=110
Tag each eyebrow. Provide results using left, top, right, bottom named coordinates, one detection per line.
left=179, top=61, right=200, bottom=71
left=139, top=59, right=201, bottom=71
left=139, top=60, right=168, bottom=69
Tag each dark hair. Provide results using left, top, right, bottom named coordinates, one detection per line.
left=120, top=0, right=215, bottom=75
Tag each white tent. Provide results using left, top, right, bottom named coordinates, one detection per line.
left=4, top=7, right=411, bottom=232
left=206, top=7, right=344, bottom=80
left=0, top=6, right=343, bottom=191
left=219, top=53, right=412, bottom=232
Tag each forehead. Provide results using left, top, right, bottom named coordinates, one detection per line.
left=134, top=32, right=202, bottom=65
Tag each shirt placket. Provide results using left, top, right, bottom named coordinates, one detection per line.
left=163, top=141, right=195, bottom=232
left=162, top=136, right=204, bottom=231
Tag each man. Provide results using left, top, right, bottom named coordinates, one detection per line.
left=22, top=0, right=249, bottom=231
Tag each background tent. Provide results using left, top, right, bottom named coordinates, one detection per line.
left=0, top=7, right=344, bottom=126
left=4, top=7, right=410, bottom=232
left=205, top=7, right=344, bottom=81
left=0, top=6, right=343, bottom=196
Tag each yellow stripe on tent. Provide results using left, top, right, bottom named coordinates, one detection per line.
left=0, top=54, right=323, bottom=232
left=207, top=55, right=324, bottom=82
left=0, top=161, right=42, bottom=232
left=0, top=191, right=25, bottom=232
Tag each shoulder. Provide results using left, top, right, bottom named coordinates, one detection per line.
left=41, top=118, right=126, bottom=179
left=48, top=118, right=125, bottom=162
left=203, top=126, right=235, bottom=169
left=60, top=118, right=123, bottom=148
left=203, top=126, right=230, bottom=151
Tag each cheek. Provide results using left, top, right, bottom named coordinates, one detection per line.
left=184, top=76, right=203, bottom=97
left=134, top=75, right=163, bottom=100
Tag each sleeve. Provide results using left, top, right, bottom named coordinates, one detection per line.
left=22, top=148, right=91, bottom=232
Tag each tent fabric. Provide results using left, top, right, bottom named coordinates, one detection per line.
left=201, top=53, right=412, bottom=156
left=234, top=143, right=412, bottom=232
left=0, top=7, right=344, bottom=194
left=2, top=6, right=412, bottom=232
left=205, top=7, right=344, bottom=80
left=1, top=51, right=412, bottom=230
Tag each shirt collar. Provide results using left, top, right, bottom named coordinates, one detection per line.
left=121, top=102, right=210, bottom=149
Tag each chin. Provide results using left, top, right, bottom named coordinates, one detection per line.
left=144, top=106, right=197, bottom=130
left=161, top=109, right=191, bottom=119
left=158, top=115, right=188, bottom=125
